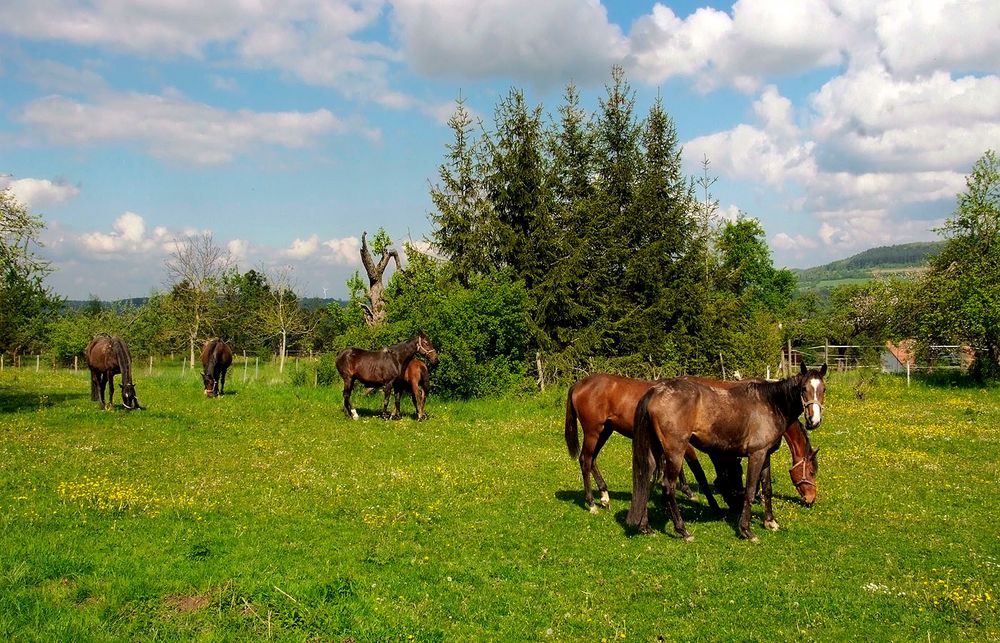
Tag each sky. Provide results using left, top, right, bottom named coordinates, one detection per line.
left=1, top=0, right=998, bottom=301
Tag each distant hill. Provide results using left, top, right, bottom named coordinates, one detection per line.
left=792, top=241, right=944, bottom=292
left=62, top=297, right=346, bottom=311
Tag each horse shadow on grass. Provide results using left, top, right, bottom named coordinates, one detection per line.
left=0, top=390, right=89, bottom=414
left=555, top=487, right=745, bottom=538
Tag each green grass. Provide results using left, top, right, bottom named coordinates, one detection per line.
left=1, top=366, right=998, bottom=641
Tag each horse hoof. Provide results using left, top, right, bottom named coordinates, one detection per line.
left=350, top=410, right=359, bottom=420
left=683, top=534, right=695, bottom=543
left=600, top=491, right=610, bottom=507
left=764, top=519, right=780, bottom=531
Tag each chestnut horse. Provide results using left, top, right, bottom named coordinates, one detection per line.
left=200, top=338, right=233, bottom=397
left=627, top=363, right=827, bottom=541
left=336, top=331, right=439, bottom=419
left=85, top=334, right=141, bottom=410
left=382, top=358, right=430, bottom=420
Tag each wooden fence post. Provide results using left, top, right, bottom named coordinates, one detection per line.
left=243, top=350, right=248, bottom=383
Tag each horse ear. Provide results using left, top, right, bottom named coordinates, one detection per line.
left=820, top=363, right=827, bottom=376
left=800, top=362, right=807, bottom=375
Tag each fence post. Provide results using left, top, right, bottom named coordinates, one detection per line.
left=1, top=355, right=3, bottom=371
left=243, top=350, right=248, bottom=383
left=74, top=356, right=78, bottom=372
left=255, top=357, right=259, bottom=380
left=906, top=361, right=910, bottom=387
left=149, top=355, right=153, bottom=376
left=36, top=355, right=40, bottom=372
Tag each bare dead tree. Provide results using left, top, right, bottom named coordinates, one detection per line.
left=163, top=233, right=231, bottom=365
left=359, top=229, right=401, bottom=326
left=259, top=266, right=314, bottom=373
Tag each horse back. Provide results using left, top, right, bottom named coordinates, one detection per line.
left=648, top=379, right=781, bottom=455
left=571, top=373, right=656, bottom=436
left=84, top=335, right=120, bottom=374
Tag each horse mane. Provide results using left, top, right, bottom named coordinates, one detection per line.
left=111, top=336, right=133, bottom=384
left=205, top=338, right=219, bottom=374
left=746, top=374, right=804, bottom=418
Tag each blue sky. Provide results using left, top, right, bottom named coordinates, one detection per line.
left=1, top=0, right=998, bottom=300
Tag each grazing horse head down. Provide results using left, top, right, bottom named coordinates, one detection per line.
left=627, top=364, right=828, bottom=541
left=336, top=332, right=439, bottom=419
left=200, top=338, right=234, bottom=397
left=85, top=334, right=142, bottom=410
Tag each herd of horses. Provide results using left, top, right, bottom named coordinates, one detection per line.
left=84, top=331, right=827, bottom=541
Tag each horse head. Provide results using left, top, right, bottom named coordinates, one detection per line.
left=201, top=371, right=217, bottom=397
left=789, top=446, right=820, bottom=506
left=798, top=362, right=827, bottom=429
left=415, top=331, right=440, bottom=365
left=120, top=382, right=141, bottom=410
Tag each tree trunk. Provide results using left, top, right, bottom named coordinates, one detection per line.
left=279, top=330, right=287, bottom=373
left=360, top=230, right=402, bottom=327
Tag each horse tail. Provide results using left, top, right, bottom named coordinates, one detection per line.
left=564, top=382, right=580, bottom=459
left=112, top=337, right=133, bottom=384
left=626, top=390, right=656, bottom=530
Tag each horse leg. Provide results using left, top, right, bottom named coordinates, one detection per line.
left=661, top=448, right=693, bottom=541
left=589, top=428, right=615, bottom=510
left=343, top=377, right=358, bottom=419
left=578, top=424, right=606, bottom=513
left=682, top=449, right=721, bottom=512
left=219, top=368, right=226, bottom=396
left=414, top=383, right=426, bottom=421
left=739, top=450, right=769, bottom=541
left=381, top=384, right=393, bottom=418
left=106, top=372, right=116, bottom=410
left=760, top=452, right=779, bottom=531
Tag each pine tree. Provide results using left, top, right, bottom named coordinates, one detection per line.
left=429, top=96, right=491, bottom=286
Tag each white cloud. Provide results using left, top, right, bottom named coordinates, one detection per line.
left=630, top=0, right=848, bottom=91
left=19, top=91, right=346, bottom=165
left=323, top=237, right=361, bottom=265
left=772, top=232, right=818, bottom=251
left=283, top=235, right=321, bottom=259
left=875, top=0, right=1000, bottom=77
left=391, top=0, right=627, bottom=86
left=2, top=177, right=80, bottom=208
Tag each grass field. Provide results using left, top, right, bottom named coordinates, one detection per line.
left=1, top=364, right=998, bottom=641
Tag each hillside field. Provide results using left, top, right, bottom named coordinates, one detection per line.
left=1, top=365, right=998, bottom=640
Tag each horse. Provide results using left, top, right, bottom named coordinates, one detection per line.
left=565, top=373, right=740, bottom=514
left=627, top=363, right=827, bottom=541
left=564, top=373, right=818, bottom=514
left=382, top=358, right=430, bottom=420
left=682, top=376, right=820, bottom=507
left=84, top=334, right=141, bottom=410
left=336, top=331, right=439, bottom=419
left=200, top=338, right=233, bottom=397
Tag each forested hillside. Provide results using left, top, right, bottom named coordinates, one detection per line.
left=793, top=241, right=943, bottom=291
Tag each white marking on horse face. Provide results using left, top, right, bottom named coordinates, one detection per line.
left=805, top=378, right=823, bottom=425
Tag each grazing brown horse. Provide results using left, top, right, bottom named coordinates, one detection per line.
left=627, top=363, right=827, bottom=541
left=565, top=373, right=740, bottom=514
left=85, top=334, right=141, bottom=410
left=382, top=358, right=430, bottom=420
left=200, top=338, right=233, bottom=397
left=336, top=331, right=439, bottom=419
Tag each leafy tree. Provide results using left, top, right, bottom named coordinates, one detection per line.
left=0, top=188, right=60, bottom=356
left=358, top=228, right=401, bottom=326
left=259, top=267, right=312, bottom=373
left=163, top=233, right=231, bottom=365
left=911, top=150, right=1000, bottom=380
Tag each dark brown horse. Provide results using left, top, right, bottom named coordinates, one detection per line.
left=627, top=363, right=827, bottom=541
left=85, top=334, right=141, bottom=410
left=336, top=331, right=439, bottom=419
left=565, top=373, right=739, bottom=514
left=200, top=338, right=233, bottom=397
left=382, top=358, right=430, bottom=420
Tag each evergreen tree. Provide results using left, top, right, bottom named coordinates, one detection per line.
left=429, top=96, right=491, bottom=286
